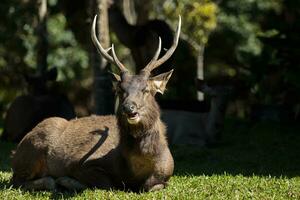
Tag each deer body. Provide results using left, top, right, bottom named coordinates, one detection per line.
left=11, top=15, right=181, bottom=191
left=12, top=114, right=172, bottom=191
left=2, top=68, right=75, bottom=142
left=162, top=109, right=208, bottom=146
left=162, top=81, right=232, bottom=146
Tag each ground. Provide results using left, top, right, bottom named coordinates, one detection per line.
left=0, top=118, right=300, bottom=199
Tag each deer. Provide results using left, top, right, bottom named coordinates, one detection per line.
left=2, top=67, right=75, bottom=142
left=11, top=15, right=181, bottom=192
left=162, top=79, right=233, bottom=146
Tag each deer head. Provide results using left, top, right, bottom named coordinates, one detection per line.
left=24, top=67, right=58, bottom=95
left=91, top=15, right=181, bottom=126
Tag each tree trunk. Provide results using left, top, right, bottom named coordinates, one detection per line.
left=121, top=0, right=151, bottom=25
left=197, top=45, right=205, bottom=101
left=90, top=0, right=114, bottom=115
left=36, top=0, right=48, bottom=75
left=134, top=0, right=151, bottom=25
left=122, top=0, right=136, bottom=25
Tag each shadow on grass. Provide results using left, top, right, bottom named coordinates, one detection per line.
left=0, top=180, right=85, bottom=199
left=0, top=141, right=15, bottom=190
left=0, top=177, right=12, bottom=190
left=0, top=171, right=85, bottom=199
left=0, top=141, right=16, bottom=172
left=172, top=119, right=300, bottom=178
left=48, top=189, right=85, bottom=199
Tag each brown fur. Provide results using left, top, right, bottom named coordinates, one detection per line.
left=11, top=14, right=178, bottom=192
left=12, top=74, right=174, bottom=192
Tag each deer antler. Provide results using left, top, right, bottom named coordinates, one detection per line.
left=142, top=16, right=181, bottom=74
left=91, top=15, right=128, bottom=73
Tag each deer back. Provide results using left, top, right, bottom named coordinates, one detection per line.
left=2, top=68, right=75, bottom=142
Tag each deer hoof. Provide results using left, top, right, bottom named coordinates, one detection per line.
left=149, top=184, right=165, bottom=192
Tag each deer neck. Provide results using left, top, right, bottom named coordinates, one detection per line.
left=208, top=98, right=227, bottom=120
left=118, top=116, right=166, bottom=156
left=206, top=97, right=228, bottom=135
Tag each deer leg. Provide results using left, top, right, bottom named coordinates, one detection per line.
left=142, top=174, right=166, bottom=192
left=73, top=166, right=114, bottom=190
left=148, top=184, right=165, bottom=191
left=23, top=177, right=56, bottom=191
left=56, top=176, right=87, bottom=191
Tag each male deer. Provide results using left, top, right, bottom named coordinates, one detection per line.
left=11, top=15, right=181, bottom=192
left=2, top=67, right=75, bottom=142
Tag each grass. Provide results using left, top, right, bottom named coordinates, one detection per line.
left=1, top=119, right=300, bottom=199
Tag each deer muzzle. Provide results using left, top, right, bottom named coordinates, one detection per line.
left=122, top=102, right=140, bottom=124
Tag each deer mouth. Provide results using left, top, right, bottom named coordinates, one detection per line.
left=127, top=112, right=140, bottom=124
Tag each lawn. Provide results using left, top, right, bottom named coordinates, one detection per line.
left=1, top=119, right=300, bottom=199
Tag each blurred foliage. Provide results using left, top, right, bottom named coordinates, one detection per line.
left=203, top=0, right=300, bottom=119
left=0, top=1, right=89, bottom=119
left=0, top=0, right=36, bottom=118
left=214, top=0, right=282, bottom=67
left=155, top=0, right=217, bottom=46
left=47, top=14, right=88, bottom=82
left=0, top=0, right=299, bottom=121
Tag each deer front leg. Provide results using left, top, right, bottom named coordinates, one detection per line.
left=23, top=177, right=56, bottom=191
left=142, top=174, right=167, bottom=192
left=72, top=165, right=114, bottom=190
left=56, top=176, right=87, bottom=191
left=143, top=148, right=174, bottom=191
left=142, top=148, right=174, bottom=192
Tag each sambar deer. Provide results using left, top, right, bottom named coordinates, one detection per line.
left=11, top=15, right=181, bottom=192
left=2, top=67, right=75, bottom=142
left=162, top=79, right=233, bottom=146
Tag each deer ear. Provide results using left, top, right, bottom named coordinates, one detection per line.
left=195, top=79, right=217, bottom=96
left=46, top=67, right=58, bottom=81
left=195, top=78, right=205, bottom=91
left=150, top=69, right=174, bottom=94
left=195, top=78, right=211, bottom=93
left=24, top=74, right=34, bottom=84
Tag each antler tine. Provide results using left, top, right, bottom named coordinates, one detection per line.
left=142, top=37, right=162, bottom=74
left=91, top=15, right=114, bottom=64
left=91, top=15, right=128, bottom=73
left=111, top=44, right=128, bottom=73
left=146, top=16, right=181, bottom=73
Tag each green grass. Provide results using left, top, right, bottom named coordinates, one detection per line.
left=1, top=119, right=300, bottom=199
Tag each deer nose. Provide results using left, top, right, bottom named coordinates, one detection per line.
left=122, top=102, right=137, bottom=114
